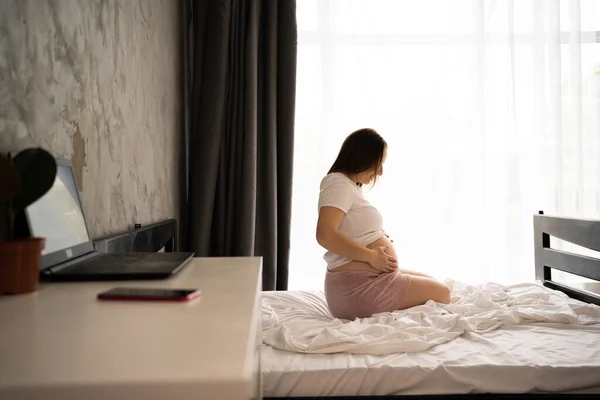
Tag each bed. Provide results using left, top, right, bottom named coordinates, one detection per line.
left=259, top=213, right=600, bottom=399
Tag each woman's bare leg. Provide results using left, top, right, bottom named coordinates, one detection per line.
left=399, top=275, right=451, bottom=309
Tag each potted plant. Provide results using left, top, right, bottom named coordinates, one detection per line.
left=0, top=148, right=57, bottom=295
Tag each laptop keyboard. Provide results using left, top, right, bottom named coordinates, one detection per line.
left=71, top=253, right=151, bottom=274
left=47, top=252, right=193, bottom=278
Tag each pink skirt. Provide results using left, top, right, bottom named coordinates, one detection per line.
left=324, top=269, right=411, bottom=320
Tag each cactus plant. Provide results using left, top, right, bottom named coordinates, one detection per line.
left=0, top=148, right=57, bottom=241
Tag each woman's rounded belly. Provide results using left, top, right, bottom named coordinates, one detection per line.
left=331, top=235, right=397, bottom=273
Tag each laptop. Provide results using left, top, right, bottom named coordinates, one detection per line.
left=24, top=159, right=194, bottom=282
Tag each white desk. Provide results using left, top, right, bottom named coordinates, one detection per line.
left=0, top=257, right=263, bottom=400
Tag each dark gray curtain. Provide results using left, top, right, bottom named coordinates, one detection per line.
left=182, top=0, right=297, bottom=291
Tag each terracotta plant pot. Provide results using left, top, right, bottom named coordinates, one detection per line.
left=0, top=238, right=45, bottom=295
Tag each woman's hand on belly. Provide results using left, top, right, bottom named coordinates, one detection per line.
left=369, top=246, right=398, bottom=273
left=368, top=236, right=398, bottom=260
left=333, top=236, right=398, bottom=274
left=367, top=236, right=398, bottom=273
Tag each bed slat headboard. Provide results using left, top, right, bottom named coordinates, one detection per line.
left=534, top=211, right=600, bottom=306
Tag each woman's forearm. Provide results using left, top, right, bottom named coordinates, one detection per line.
left=316, top=230, right=374, bottom=263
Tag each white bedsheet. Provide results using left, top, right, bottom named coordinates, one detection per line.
left=262, top=280, right=600, bottom=355
left=260, top=284, right=600, bottom=397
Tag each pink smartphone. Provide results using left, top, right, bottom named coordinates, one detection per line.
left=97, top=287, right=201, bottom=302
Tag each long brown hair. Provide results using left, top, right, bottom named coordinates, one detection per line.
left=328, top=128, right=387, bottom=186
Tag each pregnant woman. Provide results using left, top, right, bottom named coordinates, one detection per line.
left=316, top=128, right=451, bottom=320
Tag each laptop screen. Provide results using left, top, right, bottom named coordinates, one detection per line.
left=26, top=162, right=92, bottom=258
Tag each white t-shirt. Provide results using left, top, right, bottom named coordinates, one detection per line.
left=317, top=172, right=386, bottom=270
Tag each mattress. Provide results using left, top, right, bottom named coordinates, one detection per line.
left=260, top=288, right=600, bottom=397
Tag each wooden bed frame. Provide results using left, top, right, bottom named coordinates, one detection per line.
left=266, top=212, right=600, bottom=399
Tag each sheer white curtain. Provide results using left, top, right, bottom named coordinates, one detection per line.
left=289, top=0, right=600, bottom=290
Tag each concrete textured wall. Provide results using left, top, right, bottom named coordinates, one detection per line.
left=0, top=0, right=181, bottom=239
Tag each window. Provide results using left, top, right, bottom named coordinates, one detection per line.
left=290, top=0, right=600, bottom=290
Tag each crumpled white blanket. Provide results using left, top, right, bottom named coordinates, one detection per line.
left=261, top=280, right=600, bottom=355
